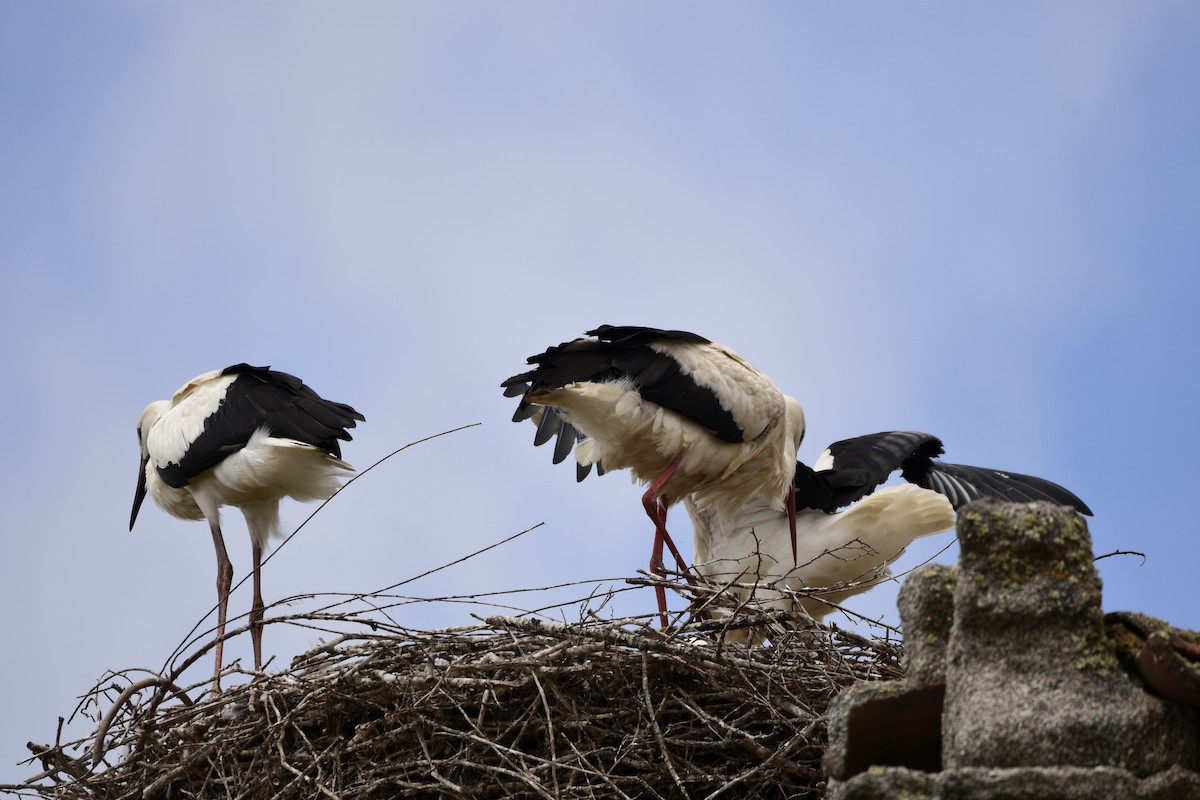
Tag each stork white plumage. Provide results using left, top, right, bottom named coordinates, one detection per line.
left=688, top=431, right=1092, bottom=637
left=130, top=364, right=364, bottom=689
left=502, top=325, right=805, bottom=626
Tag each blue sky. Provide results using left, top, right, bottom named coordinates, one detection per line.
left=3, top=2, right=1199, bottom=784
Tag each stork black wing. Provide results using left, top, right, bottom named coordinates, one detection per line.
left=908, top=461, right=1093, bottom=515
left=501, top=326, right=742, bottom=479
left=792, top=429, right=1092, bottom=516
left=586, top=325, right=712, bottom=348
left=793, top=431, right=945, bottom=512
left=164, top=365, right=364, bottom=487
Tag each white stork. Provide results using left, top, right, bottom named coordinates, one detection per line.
left=130, top=364, right=364, bottom=688
left=502, top=325, right=805, bottom=626
left=687, top=431, right=1092, bottom=637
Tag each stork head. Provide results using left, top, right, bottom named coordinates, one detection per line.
left=130, top=400, right=170, bottom=531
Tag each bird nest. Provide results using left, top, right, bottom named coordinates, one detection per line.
left=16, top=575, right=904, bottom=800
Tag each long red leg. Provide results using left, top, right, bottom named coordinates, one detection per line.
left=209, top=521, right=234, bottom=694
left=647, top=508, right=670, bottom=627
left=642, top=456, right=685, bottom=627
left=250, top=541, right=265, bottom=673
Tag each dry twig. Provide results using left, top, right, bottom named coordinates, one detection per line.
left=6, top=426, right=908, bottom=799
left=15, top=589, right=901, bottom=800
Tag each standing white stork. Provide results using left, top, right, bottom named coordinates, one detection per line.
left=130, top=364, right=364, bottom=688
left=502, top=325, right=805, bottom=626
left=687, top=430, right=1092, bottom=635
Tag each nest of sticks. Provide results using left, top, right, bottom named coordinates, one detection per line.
left=16, top=568, right=904, bottom=800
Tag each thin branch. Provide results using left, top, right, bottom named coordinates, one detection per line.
left=1094, top=549, right=1147, bottom=565
left=161, top=423, right=483, bottom=677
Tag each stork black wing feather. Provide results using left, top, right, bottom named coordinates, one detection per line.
left=911, top=462, right=1093, bottom=515
left=587, top=325, right=712, bottom=347
left=795, top=431, right=945, bottom=511
left=533, top=406, right=560, bottom=447
left=172, top=365, right=364, bottom=483
left=792, top=462, right=838, bottom=513
left=611, top=346, right=743, bottom=443
left=792, top=430, right=1089, bottom=516
left=502, top=326, right=744, bottom=480
left=553, top=419, right=581, bottom=465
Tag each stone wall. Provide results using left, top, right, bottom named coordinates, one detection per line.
left=824, top=499, right=1200, bottom=800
